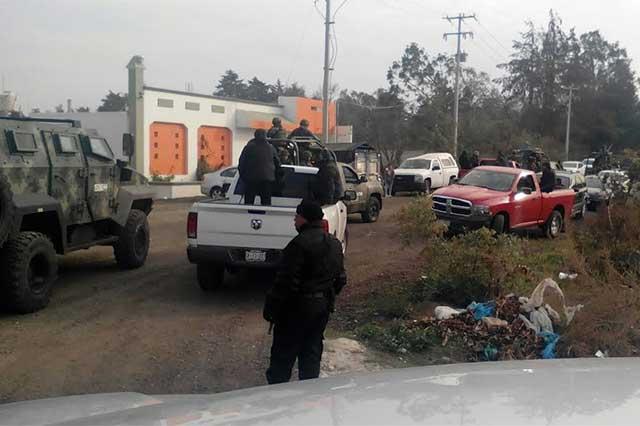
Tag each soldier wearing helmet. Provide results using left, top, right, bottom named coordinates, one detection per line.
left=267, top=117, right=287, bottom=139
left=288, top=119, right=315, bottom=139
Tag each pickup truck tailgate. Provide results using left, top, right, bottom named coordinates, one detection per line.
left=193, top=201, right=296, bottom=250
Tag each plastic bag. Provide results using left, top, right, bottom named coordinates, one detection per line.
left=520, top=278, right=584, bottom=325
left=530, top=307, right=554, bottom=334
left=467, top=301, right=496, bottom=320
left=540, top=332, right=560, bottom=359
left=434, top=306, right=465, bottom=320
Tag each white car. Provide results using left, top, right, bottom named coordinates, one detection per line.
left=562, top=161, right=586, bottom=175
left=201, top=166, right=238, bottom=198
left=187, top=165, right=350, bottom=291
left=392, top=152, right=459, bottom=195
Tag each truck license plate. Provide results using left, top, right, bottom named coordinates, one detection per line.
left=245, top=250, right=266, bottom=262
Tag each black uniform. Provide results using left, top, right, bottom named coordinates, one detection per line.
left=540, top=168, right=557, bottom=193
left=263, top=222, right=347, bottom=384
left=288, top=126, right=316, bottom=139
left=238, top=132, right=281, bottom=206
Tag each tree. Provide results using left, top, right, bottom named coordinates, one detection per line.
left=245, top=77, right=274, bottom=103
left=77, top=106, right=90, bottom=112
left=97, top=91, right=127, bottom=112
left=214, top=70, right=247, bottom=99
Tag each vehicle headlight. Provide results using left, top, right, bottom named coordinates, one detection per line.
left=471, top=205, right=491, bottom=216
left=414, top=175, right=424, bottom=183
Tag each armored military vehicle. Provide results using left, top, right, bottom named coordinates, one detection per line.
left=0, top=116, right=154, bottom=313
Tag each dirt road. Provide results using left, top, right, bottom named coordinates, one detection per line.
left=0, top=197, right=418, bottom=403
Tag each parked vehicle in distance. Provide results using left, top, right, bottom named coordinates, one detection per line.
left=586, top=175, right=611, bottom=211
left=583, top=157, right=596, bottom=174
left=432, top=166, right=576, bottom=238
left=392, top=153, right=459, bottom=195
left=0, top=117, right=154, bottom=313
left=549, top=161, right=565, bottom=172
left=339, top=163, right=384, bottom=223
left=553, top=171, right=588, bottom=219
left=598, top=169, right=630, bottom=189
left=458, top=157, right=519, bottom=179
left=562, top=161, right=586, bottom=175
left=187, top=165, right=350, bottom=292
left=201, top=166, right=238, bottom=198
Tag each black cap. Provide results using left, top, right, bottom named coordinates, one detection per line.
left=254, top=128, right=267, bottom=139
left=296, top=200, right=324, bottom=222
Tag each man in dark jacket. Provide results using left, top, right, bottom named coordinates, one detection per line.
left=267, top=117, right=287, bottom=139
left=313, top=151, right=343, bottom=205
left=288, top=119, right=316, bottom=139
left=540, top=161, right=557, bottom=193
left=238, top=129, right=281, bottom=205
left=263, top=200, right=347, bottom=384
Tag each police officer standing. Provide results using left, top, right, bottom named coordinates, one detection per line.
left=238, top=129, right=281, bottom=206
left=267, top=117, right=287, bottom=139
left=288, top=119, right=316, bottom=139
left=263, top=200, right=347, bottom=384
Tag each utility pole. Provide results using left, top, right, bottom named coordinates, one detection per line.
left=444, top=13, right=475, bottom=158
left=562, top=86, right=577, bottom=161
left=322, top=0, right=333, bottom=144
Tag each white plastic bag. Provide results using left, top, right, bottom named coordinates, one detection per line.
left=434, top=306, right=465, bottom=320
left=520, top=278, right=584, bottom=326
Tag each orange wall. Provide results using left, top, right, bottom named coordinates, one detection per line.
left=149, top=122, right=187, bottom=175
left=198, top=126, right=232, bottom=169
left=295, top=98, right=336, bottom=136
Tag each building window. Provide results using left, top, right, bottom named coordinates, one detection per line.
left=185, top=101, right=200, bottom=111
left=211, top=105, right=225, bottom=114
left=311, top=106, right=319, bottom=112
left=157, top=98, right=174, bottom=108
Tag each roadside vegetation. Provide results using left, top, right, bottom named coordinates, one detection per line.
left=338, top=196, right=640, bottom=362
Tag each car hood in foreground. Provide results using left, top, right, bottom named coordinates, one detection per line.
left=433, top=184, right=510, bottom=205
left=2, top=359, right=640, bottom=425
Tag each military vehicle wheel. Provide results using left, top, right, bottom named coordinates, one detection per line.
left=361, top=197, right=381, bottom=223
left=1, top=232, right=57, bottom=314
left=114, top=209, right=150, bottom=269
left=197, top=264, right=224, bottom=291
left=0, top=174, right=17, bottom=248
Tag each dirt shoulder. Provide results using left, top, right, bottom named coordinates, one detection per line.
left=0, top=197, right=418, bottom=403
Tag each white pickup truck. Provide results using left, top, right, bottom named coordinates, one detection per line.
left=187, top=165, right=351, bottom=291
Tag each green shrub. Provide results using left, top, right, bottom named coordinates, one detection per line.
left=357, top=321, right=440, bottom=353
left=395, top=197, right=447, bottom=245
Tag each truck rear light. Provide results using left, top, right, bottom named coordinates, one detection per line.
left=321, top=219, right=330, bottom=233
left=187, top=212, right=198, bottom=238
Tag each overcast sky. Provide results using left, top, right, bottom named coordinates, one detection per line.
left=2, top=0, right=639, bottom=112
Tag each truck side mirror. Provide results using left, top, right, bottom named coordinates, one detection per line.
left=522, top=187, right=533, bottom=195
left=359, top=175, right=368, bottom=183
left=122, top=133, right=134, bottom=157
left=343, top=190, right=357, bottom=201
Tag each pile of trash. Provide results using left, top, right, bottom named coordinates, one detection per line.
left=415, top=279, right=584, bottom=361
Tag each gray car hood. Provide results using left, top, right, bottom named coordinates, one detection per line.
left=2, top=359, right=639, bottom=425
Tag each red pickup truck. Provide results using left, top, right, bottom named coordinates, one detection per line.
left=432, top=166, right=576, bottom=238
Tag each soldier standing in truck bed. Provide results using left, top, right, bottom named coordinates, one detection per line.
left=267, top=117, right=287, bottom=139
left=288, top=119, right=315, bottom=139
left=263, top=200, right=347, bottom=384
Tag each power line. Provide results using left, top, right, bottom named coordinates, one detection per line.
left=475, top=19, right=512, bottom=54
left=333, top=0, right=349, bottom=18
left=462, top=21, right=509, bottom=64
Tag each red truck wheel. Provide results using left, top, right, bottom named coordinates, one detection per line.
left=545, top=211, right=563, bottom=239
left=491, top=214, right=507, bottom=234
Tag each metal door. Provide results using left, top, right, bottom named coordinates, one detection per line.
left=42, top=131, right=92, bottom=225
left=198, top=126, right=232, bottom=170
left=431, top=160, right=444, bottom=188
left=150, top=122, right=187, bottom=175
left=82, top=136, right=117, bottom=221
left=342, top=165, right=365, bottom=213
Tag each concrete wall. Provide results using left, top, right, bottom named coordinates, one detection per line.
left=32, top=111, right=128, bottom=159
left=141, top=88, right=283, bottom=182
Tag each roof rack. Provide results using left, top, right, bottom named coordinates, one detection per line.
left=0, top=116, right=80, bottom=127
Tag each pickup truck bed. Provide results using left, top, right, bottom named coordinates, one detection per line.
left=187, top=165, right=349, bottom=291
